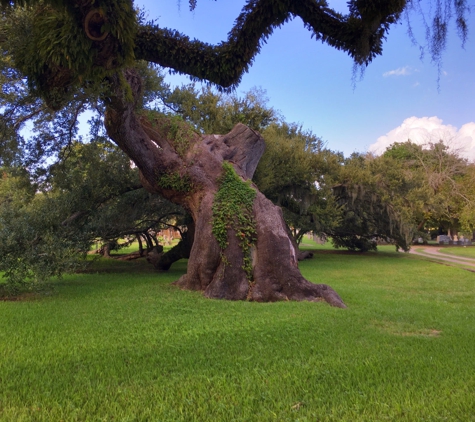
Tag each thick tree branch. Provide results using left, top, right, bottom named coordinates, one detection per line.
left=104, top=70, right=173, bottom=181
left=135, top=0, right=405, bottom=88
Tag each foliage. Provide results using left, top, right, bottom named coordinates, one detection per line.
left=1, top=0, right=136, bottom=108
left=212, top=162, right=257, bottom=279
left=330, top=152, right=418, bottom=251
left=0, top=38, right=85, bottom=173
left=329, top=140, right=475, bottom=251
left=404, top=0, right=470, bottom=73
left=254, top=122, right=343, bottom=243
left=0, top=167, right=35, bottom=203
left=48, top=141, right=185, bottom=248
left=0, top=169, right=89, bottom=294
left=457, top=165, right=475, bottom=234
left=383, top=140, right=474, bottom=236
left=157, top=171, right=192, bottom=193
left=0, top=25, right=168, bottom=171
left=163, top=85, right=278, bottom=134
left=148, top=113, right=198, bottom=158
left=0, top=141, right=185, bottom=294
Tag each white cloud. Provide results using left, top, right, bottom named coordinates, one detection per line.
left=369, top=116, right=475, bottom=162
left=383, top=66, right=414, bottom=77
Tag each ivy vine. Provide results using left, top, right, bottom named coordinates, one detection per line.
left=212, top=162, right=257, bottom=280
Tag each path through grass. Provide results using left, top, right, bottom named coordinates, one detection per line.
left=1, top=249, right=474, bottom=421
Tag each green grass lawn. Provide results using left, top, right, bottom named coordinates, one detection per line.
left=298, top=236, right=333, bottom=250
left=107, top=239, right=180, bottom=255
left=1, top=248, right=474, bottom=421
left=437, top=245, right=475, bottom=259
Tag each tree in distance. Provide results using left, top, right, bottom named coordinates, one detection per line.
left=382, top=140, right=475, bottom=239
left=0, top=0, right=469, bottom=307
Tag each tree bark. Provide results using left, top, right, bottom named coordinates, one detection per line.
left=104, top=69, right=346, bottom=308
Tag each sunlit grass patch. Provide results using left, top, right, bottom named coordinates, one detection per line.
left=438, top=246, right=475, bottom=259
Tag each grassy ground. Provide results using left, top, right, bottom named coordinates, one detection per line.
left=298, top=237, right=333, bottom=250
left=110, top=240, right=180, bottom=255
left=437, top=245, right=475, bottom=259
left=1, top=247, right=474, bottom=421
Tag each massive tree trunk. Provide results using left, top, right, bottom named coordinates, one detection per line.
left=104, top=69, right=346, bottom=308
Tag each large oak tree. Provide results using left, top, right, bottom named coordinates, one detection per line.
left=0, top=0, right=468, bottom=307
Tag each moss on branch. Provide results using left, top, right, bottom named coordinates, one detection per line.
left=134, top=0, right=406, bottom=88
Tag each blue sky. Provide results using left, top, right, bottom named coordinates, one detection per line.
left=137, top=1, right=475, bottom=159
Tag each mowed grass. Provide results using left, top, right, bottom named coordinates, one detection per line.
left=0, top=248, right=474, bottom=421
left=438, top=245, right=475, bottom=259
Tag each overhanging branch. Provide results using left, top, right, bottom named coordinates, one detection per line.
left=135, top=0, right=405, bottom=88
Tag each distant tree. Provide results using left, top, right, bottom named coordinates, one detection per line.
left=0, top=167, right=89, bottom=294
left=163, top=85, right=278, bottom=134
left=0, top=141, right=187, bottom=292
left=254, top=123, right=343, bottom=245
left=383, top=140, right=473, bottom=238
left=457, top=164, right=475, bottom=236
left=48, top=141, right=185, bottom=254
left=328, top=139, right=475, bottom=252
left=330, top=152, right=418, bottom=252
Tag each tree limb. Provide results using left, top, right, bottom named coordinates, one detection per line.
left=135, top=0, right=405, bottom=88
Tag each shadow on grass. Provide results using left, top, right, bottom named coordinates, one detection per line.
left=80, top=256, right=158, bottom=274
left=1, top=258, right=188, bottom=302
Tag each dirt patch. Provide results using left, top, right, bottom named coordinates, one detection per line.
left=399, top=329, right=442, bottom=338
left=0, top=292, right=42, bottom=302
left=371, top=320, right=442, bottom=338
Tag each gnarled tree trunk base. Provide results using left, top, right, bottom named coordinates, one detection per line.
left=173, top=191, right=346, bottom=308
